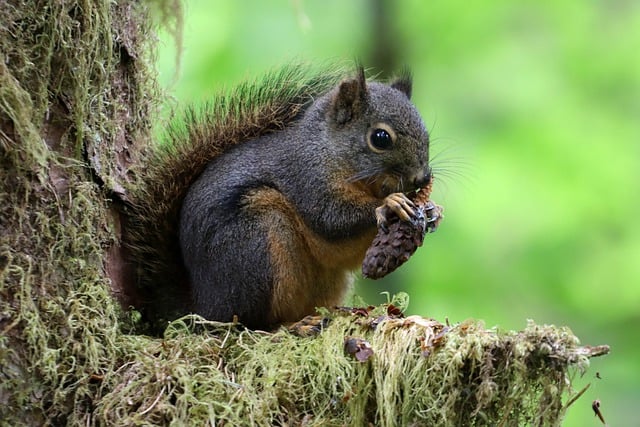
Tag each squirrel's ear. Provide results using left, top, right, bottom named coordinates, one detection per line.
left=331, top=67, right=368, bottom=125
left=391, top=69, right=412, bottom=99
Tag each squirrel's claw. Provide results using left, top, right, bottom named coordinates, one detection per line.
left=424, top=200, right=444, bottom=232
left=375, top=192, right=417, bottom=229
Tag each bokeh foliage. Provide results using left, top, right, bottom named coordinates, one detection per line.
left=156, top=1, right=639, bottom=425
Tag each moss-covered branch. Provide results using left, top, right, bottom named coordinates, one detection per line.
left=91, top=304, right=607, bottom=426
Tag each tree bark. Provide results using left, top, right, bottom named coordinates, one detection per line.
left=0, top=0, right=159, bottom=422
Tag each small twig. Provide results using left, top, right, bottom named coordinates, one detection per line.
left=564, top=383, right=590, bottom=410
left=573, top=345, right=610, bottom=358
left=139, top=385, right=165, bottom=415
left=592, top=400, right=608, bottom=426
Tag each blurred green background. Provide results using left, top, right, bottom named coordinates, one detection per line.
left=156, top=1, right=639, bottom=425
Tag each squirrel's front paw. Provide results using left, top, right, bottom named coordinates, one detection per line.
left=375, top=193, right=417, bottom=231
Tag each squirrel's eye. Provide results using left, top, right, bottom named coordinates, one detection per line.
left=369, top=128, right=393, bottom=151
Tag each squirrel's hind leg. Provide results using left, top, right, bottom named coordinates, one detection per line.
left=242, top=186, right=349, bottom=327
left=184, top=212, right=275, bottom=329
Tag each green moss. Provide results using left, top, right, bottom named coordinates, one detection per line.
left=89, top=307, right=603, bottom=426
left=0, top=0, right=158, bottom=423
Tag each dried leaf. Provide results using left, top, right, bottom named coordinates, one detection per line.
left=344, top=337, right=374, bottom=362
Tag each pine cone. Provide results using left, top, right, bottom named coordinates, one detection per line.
left=362, top=180, right=443, bottom=279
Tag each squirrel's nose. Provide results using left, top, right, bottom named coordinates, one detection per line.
left=412, top=167, right=432, bottom=189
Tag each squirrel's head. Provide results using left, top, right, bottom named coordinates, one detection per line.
left=326, top=67, right=430, bottom=197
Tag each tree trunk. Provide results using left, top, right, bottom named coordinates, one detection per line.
left=0, top=0, right=159, bottom=423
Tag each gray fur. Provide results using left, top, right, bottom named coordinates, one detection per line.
left=179, top=71, right=430, bottom=328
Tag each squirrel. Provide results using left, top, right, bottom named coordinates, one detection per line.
left=125, top=64, right=432, bottom=332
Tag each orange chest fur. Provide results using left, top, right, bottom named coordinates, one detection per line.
left=244, top=185, right=376, bottom=270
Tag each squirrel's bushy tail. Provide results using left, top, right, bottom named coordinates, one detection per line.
left=124, top=64, right=345, bottom=332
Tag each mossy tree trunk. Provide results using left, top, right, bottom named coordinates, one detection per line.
left=0, top=0, right=161, bottom=423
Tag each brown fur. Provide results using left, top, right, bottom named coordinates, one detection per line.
left=244, top=184, right=377, bottom=325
